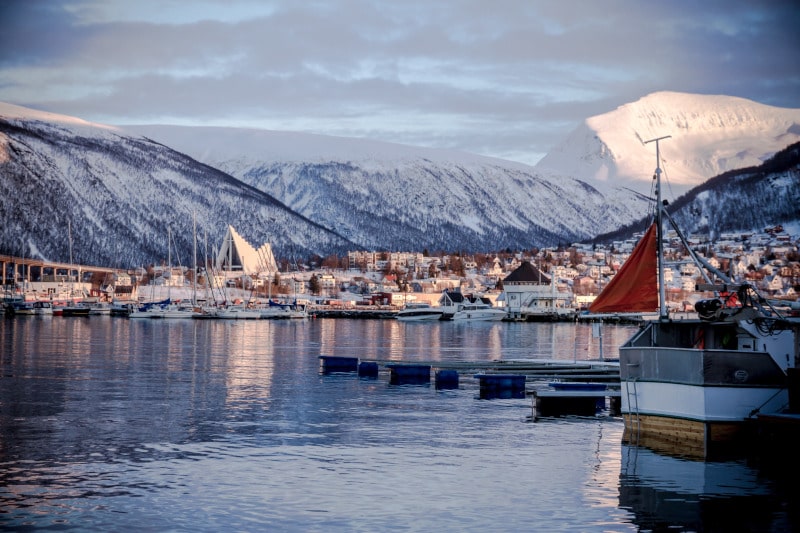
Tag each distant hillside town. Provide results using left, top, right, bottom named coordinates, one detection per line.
left=3, top=223, right=798, bottom=320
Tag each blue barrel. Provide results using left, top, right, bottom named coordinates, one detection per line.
left=319, top=356, right=359, bottom=374
left=475, top=373, right=526, bottom=399
left=358, top=361, right=379, bottom=378
left=435, top=369, right=459, bottom=390
left=387, top=364, right=431, bottom=385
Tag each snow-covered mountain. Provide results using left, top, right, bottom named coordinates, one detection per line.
left=125, top=125, right=647, bottom=252
left=0, top=102, right=356, bottom=267
left=2, top=91, right=799, bottom=268
left=3, top=102, right=634, bottom=267
left=535, top=92, right=800, bottom=196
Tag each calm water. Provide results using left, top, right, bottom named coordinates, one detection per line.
left=0, top=317, right=795, bottom=531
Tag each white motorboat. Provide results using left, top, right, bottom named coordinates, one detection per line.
left=451, top=302, right=506, bottom=322
left=396, top=302, right=443, bottom=321
left=33, top=301, right=54, bottom=316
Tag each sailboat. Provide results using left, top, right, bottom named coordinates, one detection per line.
left=129, top=227, right=194, bottom=319
left=590, top=136, right=800, bottom=459
left=60, top=221, right=91, bottom=317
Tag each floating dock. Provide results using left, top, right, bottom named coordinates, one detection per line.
left=532, top=387, right=621, bottom=420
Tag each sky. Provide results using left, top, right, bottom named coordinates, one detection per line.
left=1, top=1, right=799, bottom=166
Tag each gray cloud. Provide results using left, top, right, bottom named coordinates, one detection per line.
left=1, top=0, right=798, bottom=165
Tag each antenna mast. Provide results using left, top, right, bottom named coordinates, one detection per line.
left=644, top=135, right=671, bottom=319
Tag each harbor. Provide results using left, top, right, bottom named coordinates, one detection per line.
left=2, top=317, right=797, bottom=531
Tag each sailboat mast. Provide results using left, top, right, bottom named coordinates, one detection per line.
left=192, top=213, right=197, bottom=306
left=644, top=135, right=671, bottom=319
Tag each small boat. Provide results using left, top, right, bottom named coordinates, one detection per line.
left=61, top=303, right=91, bottom=317
left=260, top=300, right=308, bottom=319
left=396, top=302, right=443, bottom=321
left=215, top=304, right=261, bottom=320
left=129, top=299, right=194, bottom=319
left=590, top=136, right=800, bottom=459
left=33, top=301, right=54, bottom=316
left=7, top=301, right=36, bottom=315
left=87, top=301, right=112, bottom=316
left=451, top=302, right=506, bottom=322
left=110, top=301, right=137, bottom=317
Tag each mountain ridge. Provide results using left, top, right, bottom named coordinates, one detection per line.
left=2, top=93, right=799, bottom=268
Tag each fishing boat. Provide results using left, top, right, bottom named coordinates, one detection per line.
left=590, top=136, right=800, bottom=458
left=396, top=302, right=443, bottom=321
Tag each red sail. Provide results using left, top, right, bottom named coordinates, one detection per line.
left=589, top=222, right=659, bottom=314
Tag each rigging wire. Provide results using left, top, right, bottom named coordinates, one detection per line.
left=660, top=156, right=676, bottom=203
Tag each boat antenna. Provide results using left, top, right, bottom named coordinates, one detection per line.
left=644, top=135, right=671, bottom=319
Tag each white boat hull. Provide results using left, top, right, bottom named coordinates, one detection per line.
left=621, top=380, right=788, bottom=423
left=130, top=305, right=194, bottom=319
left=396, top=311, right=443, bottom=322
left=260, top=308, right=307, bottom=319
left=216, top=309, right=261, bottom=319
left=451, top=309, right=506, bottom=321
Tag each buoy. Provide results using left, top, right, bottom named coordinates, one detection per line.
left=318, top=356, right=359, bottom=374
left=358, top=361, right=379, bottom=378
left=435, top=369, right=459, bottom=390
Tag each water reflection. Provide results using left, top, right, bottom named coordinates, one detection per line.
left=619, top=444, right=793, bottom=531
left=0, top=317, right=700, bottom=531
left=308, top=319, right=637, bottom=362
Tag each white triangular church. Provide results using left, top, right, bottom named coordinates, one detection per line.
left=215, top=225, right=278, bottom=275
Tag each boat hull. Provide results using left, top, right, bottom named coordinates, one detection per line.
left=451, top=310, right=506, bottom=321
left=61, top=306, right=90, bottom=317
left=619, top=322, right=793, bottom=458
left=396, top=311, right=443, bottom=322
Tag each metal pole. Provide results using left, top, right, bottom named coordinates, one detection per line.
left=644, top=135, right=671, bottom=319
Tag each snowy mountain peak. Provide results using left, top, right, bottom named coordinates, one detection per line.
left=0, top=102, right=119, bottom=133
left=535, top=91, right=800, bottom=195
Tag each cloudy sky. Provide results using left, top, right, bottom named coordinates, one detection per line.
left=1, top=1, right=798, bottom=166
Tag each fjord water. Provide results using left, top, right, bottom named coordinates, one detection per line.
left=0, top=318, right=794, bottom=531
